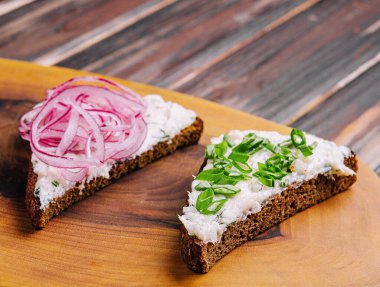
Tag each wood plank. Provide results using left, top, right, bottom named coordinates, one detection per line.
left=291, top=61, right=380, bottom=138
left=173, top=0, right=380, bottom=123
left=0, top=58, right=380, bottom=286
left=0, top=0, right=47, bottom=26
left=287, top=51, right=380, bottom=124
left=0, top=0, right=154, bottom=60
left=291, top=62, right=380, bottom=174
left=0, top=0, right=72, bottom=37
left=0, top=0, right=36, bottom=17
left=32, top=0, right=176, bottom=66
left=56, top=0, right=309, bottom=80
left=334, top=102, right=380, bottom=174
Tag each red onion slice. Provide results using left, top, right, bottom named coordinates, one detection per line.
left=19, top=77, right=148, bottom=182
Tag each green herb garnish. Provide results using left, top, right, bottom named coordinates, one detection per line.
left=228, top=151, right=249, bottom=163
left=213, top=185, right=241, bottom=195
left=256, top=175, right=274, bottom=187
left=195, top=182, right=211, bottom=191
left=196, top=168, right=224, bottom=182
left=51, top=180, right=59, bottom=187
left=195, top=128, right=316, bottom=215
left=280, top=179, right=288, bottom=188
left=290, top=128, right=317, bottom=157
left=290, top=128, right=306, bottom=146
left=205, top=145, right=214, bottom=159
left=196, top=168, right=241, bottom=185
left=196, top=189, right=228, bottom=215
left=195, top=188, right=213, bottom=212
left=214, top=140, right=228, bottom=158
left=232, top=161, right=252, bottom=174
left=223, top=134, right=234, bottom=147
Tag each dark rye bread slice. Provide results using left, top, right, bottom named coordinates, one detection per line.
left=180, top=153, right=358, bottom=273
left=26, top=117, right=203, bottom=229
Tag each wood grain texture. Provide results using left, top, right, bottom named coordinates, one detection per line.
left=177, top=0, right=380, bottom=122
left=32, top=0, right=176, bottom=66
left=334, top=102, right=380, bottom=174
left=0, top=59, right=380, bottom=286
left=0, top=0, right=36, bottom=17
left=57, top=0, right=308, bottom=80
left=0, top=0, right=154, bottom=60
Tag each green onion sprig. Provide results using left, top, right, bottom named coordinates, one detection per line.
left=290, top=128, right=318, bottom=157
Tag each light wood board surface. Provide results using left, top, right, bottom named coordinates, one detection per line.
left=0, top=59, right=379, bottom=286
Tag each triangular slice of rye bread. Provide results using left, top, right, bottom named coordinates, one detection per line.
left=24, top=95, right=203, bottom=228
left=179, top=130, right=357, bottom=273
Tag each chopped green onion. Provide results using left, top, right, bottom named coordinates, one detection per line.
left=223, top=134, right=234, bottom=147
left=254, top=175, right=274, bottom=187
left=310, top=141, right=318, bottom=149
left=196, top=128, right=318, bottom=216
left=213, top=185, right=241, bottom=195
left=255, top=169, right=286, bottom=181
left=205, top=145, right=215, bottom=159
left=257, top=162, right=267, bottom=171
left=279, top=139, right=293, bottom=147
left=262, top=140, right=281, bottom=154
left=196, top=168, right=242, bottom=185
left=227, top=170, right=241, bottom=177
left=233, top=133, right=263, bottom=154
left=297, top=144, right=313, bottom=157
left=280, top=146, right=292, bottom=155
left=290, top=128, right=315, bottom=157
left=213, top=159, right=230, bottom=168
left=214, top=174, right=240, bottom=185
left=196, top=168, right=224, bottom=182
left=248, top=145, right=263, bottom=155
left=195, top=182, right=211, bottom=191
left=290, top=128, right=306, bottom=147
left=228, top=151, right=249, bottom=163
left=224, top=165, right=251, bottom=179
left=249, top=137, right=264, bottom=149
left=266, top=154, right=284, bottom=166
left=242, top=133, right=256, bottom=143
left=201, top=199, right=228, bottom=215
left=214, top=140, right=228, bottom=158
left=195, top=189, right=214, bottom=213
left=232, top=161, right=252, bottom=173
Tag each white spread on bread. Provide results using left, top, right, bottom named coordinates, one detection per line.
left=179, top=130, right=355, bottom=243
left=31, top=95, right=196, bottom=210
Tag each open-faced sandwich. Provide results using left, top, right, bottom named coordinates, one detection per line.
left=179, top=129, right=357, bottom=273
left=19, top=77, right=203, bottom=228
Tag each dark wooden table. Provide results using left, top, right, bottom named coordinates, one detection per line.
left=1, top=0, right=379, bottom=175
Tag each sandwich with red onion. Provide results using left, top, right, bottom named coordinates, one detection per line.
left=20, top=77, right=203, bottom=228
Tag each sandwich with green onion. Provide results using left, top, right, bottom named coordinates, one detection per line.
left=179, top=129, right=357, bottom=273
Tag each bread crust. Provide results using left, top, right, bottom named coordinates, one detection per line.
left=180, top=153, right=358, bottom=273
left=25, top=117, right=203, bottom=228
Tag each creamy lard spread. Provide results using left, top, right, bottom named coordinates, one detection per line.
left=32, top=95, right=196, bottom=210
left=179, top=130, right=355, bottom=243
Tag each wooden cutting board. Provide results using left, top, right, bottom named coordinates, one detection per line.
left=0, top=59, right=379, bottom=286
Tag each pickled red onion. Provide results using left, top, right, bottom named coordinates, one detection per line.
left=19, top=77, right=147, bottom=182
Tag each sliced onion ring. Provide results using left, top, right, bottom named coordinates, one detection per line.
left=19, top=77, right=147, bottom=182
